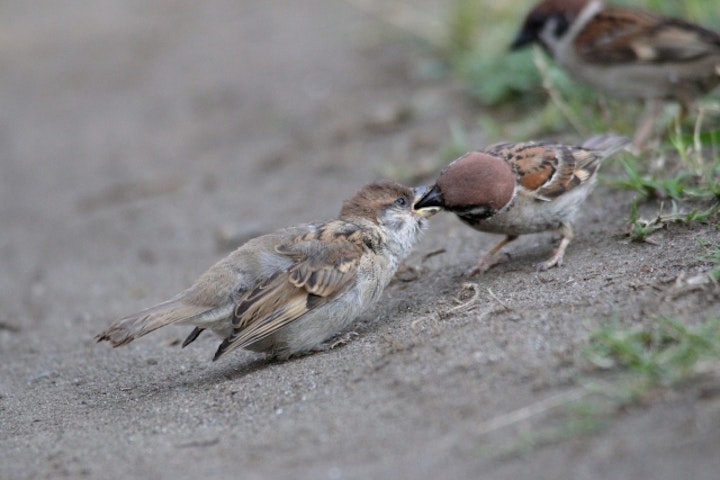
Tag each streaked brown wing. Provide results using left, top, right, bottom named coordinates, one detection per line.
left=486, top=142, right=599, bottom=201
left=576, top=7, right=720, bottom=64
left=213, top=239, right=362, bottom=359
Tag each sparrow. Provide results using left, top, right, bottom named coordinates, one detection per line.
left=510, top=0, right=720, bottom=147
left=414, top=134, right=629, bottom=276
left=97, top=181, right=439, bottom=361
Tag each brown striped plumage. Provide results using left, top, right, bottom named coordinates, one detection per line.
left=97, top=181, right=438, bottom=363
left=415, top=135, right=629, bottom=275
left=573, top=6, right=720, bottom=66
left=511, top=0, right=720, bottom=147
left=485, top=141, right=602, bottom=201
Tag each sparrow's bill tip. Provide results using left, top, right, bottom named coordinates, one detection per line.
left=414, top=205, right=441, bottom=218
left=412, top=185, right=442, bottom=217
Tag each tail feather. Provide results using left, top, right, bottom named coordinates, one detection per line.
left=96, top=298, right=214, bottom=347
left=581, top=134, right=630, bottom=158
left=181, top=327, right=205, bottom=348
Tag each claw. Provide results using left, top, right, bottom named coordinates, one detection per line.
left=311, top=331, right=360, bottom=353
left=535, top=228, right=572, bottom=271
left=465, top=252, right=511, bottom=277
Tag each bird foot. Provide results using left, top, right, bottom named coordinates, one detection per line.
left=313, top=331, right=360, bottom=353
left=535, top=252, right=564, bottom=271
left=535, top=231, right=571, bottom=271
left=465, top=252, right=511, bottom=277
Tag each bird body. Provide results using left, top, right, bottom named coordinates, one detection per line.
left=97, top=182, right=438, bottom=361
left=415, top=134, right=629, bottom=275
left=511, top=0, right=720, bottom=146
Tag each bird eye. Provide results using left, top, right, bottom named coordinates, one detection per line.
left=394, top=196, right=407, bottom=207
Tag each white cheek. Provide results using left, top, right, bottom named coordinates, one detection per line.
left=543, top=0, right=603, bottom=60
left=540, top=17, right=559, bottom=47
left=541, top=18, right=570, bottom=58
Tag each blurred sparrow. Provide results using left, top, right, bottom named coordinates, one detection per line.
left=415, top=134, right=629, bottom=275
left=511, top=0, right=720, bottom=147
left=97, top=181, right=439, bottom=361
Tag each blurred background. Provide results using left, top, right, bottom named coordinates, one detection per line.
left=1, top=1, right=719, bottom=479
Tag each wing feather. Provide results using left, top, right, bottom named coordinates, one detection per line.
left=485, top=136, right=628, bottom=202
left=576, top=8, right=720, bottom=65
left=212, top=238, right=362, bottom=359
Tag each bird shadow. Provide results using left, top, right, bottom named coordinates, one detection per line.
left=90, top=351, right=291, bottom=409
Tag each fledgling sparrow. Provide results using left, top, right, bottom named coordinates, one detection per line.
left=97, top=181, right=439, bottom=362
left=510, top=0, right=720, bottom=147
left=414, top=134, right=629, bottom=276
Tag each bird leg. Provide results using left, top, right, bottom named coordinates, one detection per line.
left=536, top=223, right=573, bottom=271
left=311, top=331, right=360, bottom=353
left=466, top=235, right=518, bottom=276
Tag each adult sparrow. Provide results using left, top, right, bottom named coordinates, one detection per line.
left=97, top=181, right=439, bottom=361
left=414, top=134, right=629, bottom=275
left=510, top=0, right=720, bottom=147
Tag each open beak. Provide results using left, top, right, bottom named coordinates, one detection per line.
left=412, top=185, right=443, bottom=218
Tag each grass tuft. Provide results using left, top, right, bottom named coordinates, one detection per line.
left=583, top=316, right=720, bottom=388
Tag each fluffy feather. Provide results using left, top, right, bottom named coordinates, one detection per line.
left=97, top=181, right=438, bottom=362
left=416, top=135, right=629, bottom=275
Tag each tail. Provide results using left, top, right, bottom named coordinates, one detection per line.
left=96, top=297, right=215, bottom=347
left=581, top=134, right=630, bottom=158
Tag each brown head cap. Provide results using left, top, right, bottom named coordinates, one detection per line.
left=511, top=0, right=591, bottom=50
left=339, top=181, right=413, bottom=223
left=436, top=152, right=515, bottom=213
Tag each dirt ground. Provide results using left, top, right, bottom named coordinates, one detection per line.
left=2, top=1, right=720, bottom=479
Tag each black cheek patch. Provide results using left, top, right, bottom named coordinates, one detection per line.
left=456, top=205, right=496, bottom=222
left=552, top=13, right=570, bottom=38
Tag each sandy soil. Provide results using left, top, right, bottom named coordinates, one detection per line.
left=2, top=1, right=719, bottom=479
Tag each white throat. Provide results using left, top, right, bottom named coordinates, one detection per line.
left=540, top=0, right=604, bottom=58
left=379, top=211, right=424, bottom=262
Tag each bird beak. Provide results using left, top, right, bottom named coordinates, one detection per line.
left=412, top=185, right=443, bottom=218
left=509, top=28, right=534, bottom=50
